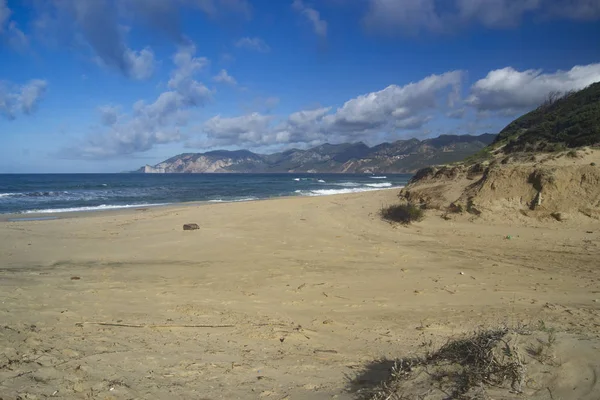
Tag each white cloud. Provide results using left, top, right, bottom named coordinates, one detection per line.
left=467, top=63, right=600, bottom=114
left=62, top=45, right=212, bottom=158
left=235, top=37, right=270, bottom=52
left=323, top=71, right=463, bottom=137
left=98, top=105, right=120, bottom=126
left=202, top=113, right=274, bottom=146
left=191, top=71, right=462, bottom=148
left=125, top=47, right=155, bottom=80
left=363, top=0, right=600, bottom=35
left=0, top=79, right=48, bottom=120
left=213, top=69, right=237, bottom=85
left=292, top=0, right=328, bottom=38
left=242, top=96, right=280, bottom=113
left=446, top=108, right=466, bottom=119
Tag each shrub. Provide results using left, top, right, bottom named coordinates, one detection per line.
left=381, top=204, right=424, bottom=224
left=566, top=150, right=578, bottom=158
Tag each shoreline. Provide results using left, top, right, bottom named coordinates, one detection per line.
left=0, top=186, right=404, bottom=221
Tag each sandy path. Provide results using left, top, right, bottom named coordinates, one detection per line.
left=1, top=190, right=599, bottom=399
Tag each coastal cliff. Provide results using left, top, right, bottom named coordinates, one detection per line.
left=400, top=82, right=600, bottom=222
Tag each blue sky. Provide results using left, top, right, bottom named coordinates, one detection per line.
left=1, top=0, right=599, bottom=173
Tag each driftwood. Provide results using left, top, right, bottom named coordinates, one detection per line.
left=77, top=322, right=289, bottom=328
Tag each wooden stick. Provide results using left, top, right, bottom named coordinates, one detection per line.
left=78, top=322, right=289, bottom=328
left=80, top=322, right=235, bottom=328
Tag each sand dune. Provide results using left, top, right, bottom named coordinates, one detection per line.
left=1, top=190, right=599, bottom=399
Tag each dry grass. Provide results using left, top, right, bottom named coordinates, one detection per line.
left=351, top=328, right=527, bottom=400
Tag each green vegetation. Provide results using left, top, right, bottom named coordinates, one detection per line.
left=380, top=204, right=424, bottom=224
left=494, top=82, right=600, bottom=153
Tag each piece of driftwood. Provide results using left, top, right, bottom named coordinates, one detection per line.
left=78, top=322, right=289, bottom=328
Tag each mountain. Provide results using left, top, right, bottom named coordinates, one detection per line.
left=137, top=133, right=496, bottom=174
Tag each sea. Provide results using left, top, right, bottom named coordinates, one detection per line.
left=0, top=173, right=412, bottom=215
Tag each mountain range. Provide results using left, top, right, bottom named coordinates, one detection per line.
left=137, top=134, right=496, bottom=174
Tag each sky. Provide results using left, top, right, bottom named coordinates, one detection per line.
left=1, top=0, right=600, bottom=173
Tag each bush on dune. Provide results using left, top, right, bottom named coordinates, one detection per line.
left=380, top=204, right=424, bottom=224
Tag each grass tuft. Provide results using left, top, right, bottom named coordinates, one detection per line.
left=380, top=204, right=424, bottom=224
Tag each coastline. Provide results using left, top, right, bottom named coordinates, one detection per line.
left=0, top=185, right=404, bottom=222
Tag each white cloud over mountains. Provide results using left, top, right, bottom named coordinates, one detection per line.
left=467, top=63, right=600, bottom=114
left=62, top=45, right=212, bottom=158
left=188, top=64, right=600, bottom=151
left=59, top=60, right=600, bottom=158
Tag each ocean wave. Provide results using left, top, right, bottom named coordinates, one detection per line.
left=332, top=182, right=361, bottom=187
left=22, top=203, right=168, bottom=214
left=208, top=197, right=258, bottom=203
left=0, top=191, right=69, bottom=198
left=369, top=176, right=387, bottom=179
left=365, top=182, right=392, bottom=188
left=295, top=186, right=403, bottom=197
left=317, top=179, right=326, bottom=183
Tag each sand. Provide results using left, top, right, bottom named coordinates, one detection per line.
left=1, top=190, right=599, bottom=399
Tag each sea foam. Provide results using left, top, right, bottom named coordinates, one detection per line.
left=22, top=203, right=168, bottom=214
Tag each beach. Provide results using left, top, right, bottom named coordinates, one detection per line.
left=1, top=189, right=599, bottom=399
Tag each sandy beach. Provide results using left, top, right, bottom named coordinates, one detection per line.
left=1, top=189, right=599, bottom=399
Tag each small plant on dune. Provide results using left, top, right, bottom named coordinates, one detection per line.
left=566, top=149, right=578, bottom=158
left=527, top=320, right=557, bottom=364
left=380, top=204, right=424, bottom=224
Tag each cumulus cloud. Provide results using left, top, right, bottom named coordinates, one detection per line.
left=201, top=113, right=274, bottom=146
left=62, top=45, right=212, bottom=158
left=363, top=0, right=600, bottom=35
left=235, top=37, right=271, bottom=52
left=323, top=71, right=462, bottom=137
left=98, top=105, right=120, bottom=126
left=292, top=0, right=328, bottom=38
left=213, top=69, right=237, bottom=85
left=191, top=71, right=462, bottom=148
left=0, top=79, right=48, bottom=120
left=467, top=63, right=600, bottom=114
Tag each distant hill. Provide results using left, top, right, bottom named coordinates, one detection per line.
left=494, top=82, right=600, bottom=154
left=136, top=134, right=496, bottom=174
